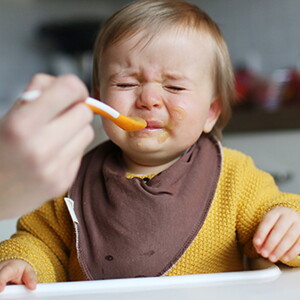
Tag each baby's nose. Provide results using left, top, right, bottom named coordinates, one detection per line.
left=136, top=84, right=163, bottom=110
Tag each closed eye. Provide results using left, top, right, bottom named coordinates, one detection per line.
left=116, top=83, right=138, bottom=88
left=165, top=86, right=186, bottom=92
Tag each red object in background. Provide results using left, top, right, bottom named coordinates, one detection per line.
left=282, top=69, right=300, bottom=105
left=234, top=66, right=300, bottom=111
left=234, top=67, right=257, bottom=106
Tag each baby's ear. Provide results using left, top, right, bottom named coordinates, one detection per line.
left=203, top=98, right=221, bottom=133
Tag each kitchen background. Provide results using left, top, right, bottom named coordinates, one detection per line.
left=1, top=0, right=300, bottom=239
left=1, top=0, right=300, bottom=114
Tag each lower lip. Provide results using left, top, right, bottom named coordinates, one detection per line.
left=143, top=127, right=162, bottom=132
left=130, top=127, right=162, bottom=136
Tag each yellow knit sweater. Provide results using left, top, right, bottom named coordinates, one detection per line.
left=1, top=147, right=300, bottom=283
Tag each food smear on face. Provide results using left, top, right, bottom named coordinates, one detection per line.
left=156, top=107, right=186, bottom=144
left=127, top=106, right=186, bottom=144
left=172, top=106, right=186, bottom=121
left=157, top=130, right=169, bottom=144
left=136, top=141, right=144, bottom=149
left=165, top=106, right=186, bottom=131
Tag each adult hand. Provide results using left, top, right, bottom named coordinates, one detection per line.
left=0, top=73, right=94, bottom=219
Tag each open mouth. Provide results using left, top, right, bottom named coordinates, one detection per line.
left=145, top=120, right=164, bottom=130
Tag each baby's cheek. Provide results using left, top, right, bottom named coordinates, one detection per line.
left=167, top=106, right=187, bottom=130
left=172, top=106, right=186, bottom=121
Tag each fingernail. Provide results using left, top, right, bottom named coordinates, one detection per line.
left=261, top=249, right=269, bottom=257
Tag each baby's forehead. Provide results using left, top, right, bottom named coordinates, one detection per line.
left=113, top=25, right=215, bottom=51
left=102, top=26, right=216, bottom=79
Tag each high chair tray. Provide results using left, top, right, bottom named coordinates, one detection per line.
left=0, top=259, right=281, bottom=300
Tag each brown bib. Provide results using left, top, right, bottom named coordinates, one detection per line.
left=69, top=134, right=221, bottom=279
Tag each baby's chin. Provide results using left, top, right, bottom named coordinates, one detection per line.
left=129, top=137, right=169, bottom=152
left=122, top=146, right=183, bottom=175
left=128, top=127, right=170, bottom=143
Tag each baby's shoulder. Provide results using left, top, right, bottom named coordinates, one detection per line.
left=220, top=146, right=272, bottom=188
left=222, top=147, right=253, bottom=168
left=220, top=146, right=263, bottom=181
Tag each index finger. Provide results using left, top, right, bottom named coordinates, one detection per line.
left=24, top=73, right=57, bottom=95
left=253, top=210, right=280, bottom=250
left=14, top=74, right=89, bottom=127
left=8, top=73, right=56, bottom=111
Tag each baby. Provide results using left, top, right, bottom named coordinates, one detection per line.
left=0, top=0, right=300, bottom=291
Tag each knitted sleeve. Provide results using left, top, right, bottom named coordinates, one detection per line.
left=234, top=153, right=300, bottom=267
left=0, top=195, right=73, bottom=282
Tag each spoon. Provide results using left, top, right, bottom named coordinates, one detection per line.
left=20, top=90, right=147, bottom=131
left=85, top=97, right=146, bottom=131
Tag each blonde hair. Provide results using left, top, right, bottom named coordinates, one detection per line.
left=92, top=0, right=235, bottom=138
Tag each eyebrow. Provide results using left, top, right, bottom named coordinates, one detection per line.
left=108, top=71, right=138, bottom=81
left=164, top=71, right=189, bottom=80
left=107, top=70, right=192, bottom=83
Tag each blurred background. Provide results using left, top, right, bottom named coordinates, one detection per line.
left=2, top=0, right=300, bottom=118
left=2, top=0, right=300, bottom=120
left=1, top=0, right=300, bottom=238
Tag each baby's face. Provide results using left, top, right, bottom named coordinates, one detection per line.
left=98, top=28, right=220, bottom=171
